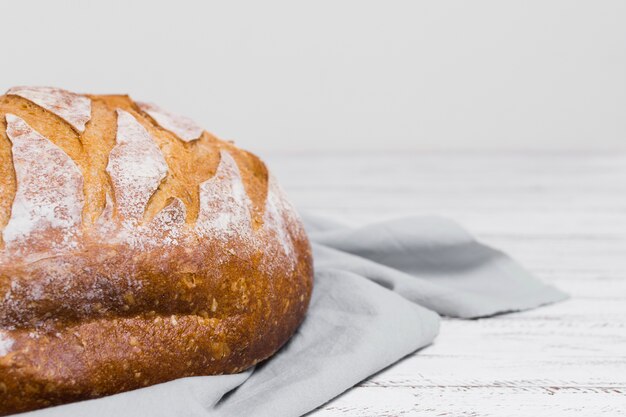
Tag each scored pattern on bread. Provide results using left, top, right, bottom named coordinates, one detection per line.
left=197, top=150, right=253, bottom=242
left=263, top=175, right=297, bottom=261
left=6, top=86, right=92, bottom=133
left=96, top=192, right=114, bottom=228
left=106, top=109, right=169, bottom=222
left=153, top=197, right=187, bottom=226
left=3, top=114, right=84, bottom=258
left=138, top=101, right=204, bottom=142
left=0, top=89, right=297, bottom=256
left=147, top=197, right=187, bottom=246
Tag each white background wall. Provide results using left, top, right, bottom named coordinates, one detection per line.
left=1, top=0, right=624, bottom=153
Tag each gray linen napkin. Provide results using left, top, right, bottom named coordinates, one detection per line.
left=19, top=214, right=567, bottom=417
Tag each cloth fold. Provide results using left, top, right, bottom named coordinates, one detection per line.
left=21, top=214, right=567, bottom=417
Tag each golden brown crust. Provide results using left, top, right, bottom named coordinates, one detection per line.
left=0, top=87, right=313, bottom=415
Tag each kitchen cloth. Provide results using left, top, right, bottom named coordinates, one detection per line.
left=21, top=214, right=567, bottom=417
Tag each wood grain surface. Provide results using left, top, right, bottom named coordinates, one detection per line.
left=264, top=151, right=626, bottom=416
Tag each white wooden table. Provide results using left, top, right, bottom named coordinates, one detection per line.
left=264, top=151, right=626, bottom=416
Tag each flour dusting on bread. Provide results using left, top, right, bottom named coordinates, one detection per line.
left=0, top=331, right=14, bottom=357
left=197, top=150, right=253, bottom=242
left=3, top=114, right=84, bottom=258
left=138, top=102, right=203, bottom=142
left=148, top=197, right=187, bottom=246
left=96, top=192, right=114, bottom=228
left=7, top=86, right=91, bottom=132
left=106, top=109, right=168, bottom=222
left=153, top=197, right=186, bottom=227
left=263, top=176, right=295, bottom=258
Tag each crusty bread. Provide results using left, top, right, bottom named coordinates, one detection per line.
left=0, top=87, right=313, bottom=415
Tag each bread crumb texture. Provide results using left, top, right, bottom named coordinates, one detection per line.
left=0, top=87, right=313, bottom=415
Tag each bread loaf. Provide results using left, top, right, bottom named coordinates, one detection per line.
left=0, top=87, right=313, bottom=415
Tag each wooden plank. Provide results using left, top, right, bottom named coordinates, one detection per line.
left=264, top=151, right=626, bottom=416
left=312, top=387, right=626, bottom=416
